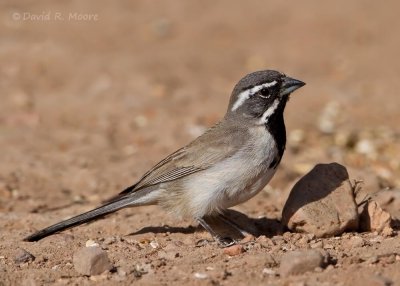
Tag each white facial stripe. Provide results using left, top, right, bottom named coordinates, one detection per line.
left=258, top=99, right=279, bottom=124
left=231, top=80, right=277, bottom=111
left=231, top=91, right=250, bottom=112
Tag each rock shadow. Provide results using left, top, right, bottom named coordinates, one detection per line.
left=281, top=162, right=354, bottom=227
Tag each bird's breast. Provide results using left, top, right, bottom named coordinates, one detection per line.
left=181, top=127, right=280, bottom=217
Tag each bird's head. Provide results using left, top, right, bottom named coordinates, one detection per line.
left=226, top=70, right=305, bottom=124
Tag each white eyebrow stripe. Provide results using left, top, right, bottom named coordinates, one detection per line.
left=258, top=99, right=279, bottom=124
left=231, top=80, right=277, bottom=111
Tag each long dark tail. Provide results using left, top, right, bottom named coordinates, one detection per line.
left=24, top=195, right=138, bottom=242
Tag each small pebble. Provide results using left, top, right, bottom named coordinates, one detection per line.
left=279, top=249, right=325, bottom=276
left=73, top=246, right=112, bottom=276
left=134, top=263, right=152, bottom=275
left=355, top=139, right=376, bottom=156
left=86, top=240, right=99, bottom=248
left=194, top=272, right=208, bottom=279
left=223, top=244, right=244, bottom=256
left=381, top=226, right=394, bottom=237
left=262, top=268, right=276, bottom=276
left=366, top=256, right=379, bottom=264
left=14, top=248, right=35, bottom=264
left=150, top=241, right=159, bottom=249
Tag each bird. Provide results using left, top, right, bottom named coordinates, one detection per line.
left=24, top=70, right=305, bottom=246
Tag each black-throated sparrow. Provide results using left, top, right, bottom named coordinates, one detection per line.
left=24, top=70, right=305, bottom=245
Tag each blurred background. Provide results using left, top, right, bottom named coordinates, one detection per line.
left=1, top=0, right=399, bottom=232
left=1, top=1, right=400, bottom=284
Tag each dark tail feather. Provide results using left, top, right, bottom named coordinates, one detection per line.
left=24, top=196, right=135, bottom=242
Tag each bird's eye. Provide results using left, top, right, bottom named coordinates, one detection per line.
left=258, top=88, right=270, bottom=98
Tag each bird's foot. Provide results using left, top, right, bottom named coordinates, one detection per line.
left=216, top=236, right=237, bottom=248
left=195, top=236, right=237, bottom=248
left=218, top=213, right=249, bottom=237
left=196, top=217, right=242, bottom=247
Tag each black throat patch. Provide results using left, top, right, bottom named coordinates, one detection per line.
left=264, top=101, right=287, bottom=169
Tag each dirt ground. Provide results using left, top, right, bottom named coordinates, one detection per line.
left=1, top=1, right=400, bottom=285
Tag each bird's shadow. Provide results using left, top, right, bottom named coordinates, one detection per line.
left=132, top=224, right=198, bottom=235
left=129, top=209, right=284, bottom=239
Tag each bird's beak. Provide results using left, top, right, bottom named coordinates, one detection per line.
left=280, top=76, right=306, bottom=97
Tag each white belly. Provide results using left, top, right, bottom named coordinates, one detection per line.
left=182, top=128, right=280, bottom=218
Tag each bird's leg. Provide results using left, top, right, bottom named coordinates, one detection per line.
left=196, top=217, right=235, bottom=247
left=218, top=213, right=249, bottom=237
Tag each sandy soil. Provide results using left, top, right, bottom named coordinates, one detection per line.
left=1, top=0, right=400, bottom=285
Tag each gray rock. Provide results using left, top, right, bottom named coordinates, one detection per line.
left=282, top=163, right=359, bottom=237
left=359, top=200, right=392, bottom=233
left=14, top=248, right=35, bottom=264
left=73, top=246, right=112, bottom=276
left=279, top=249, right=325, bottom=276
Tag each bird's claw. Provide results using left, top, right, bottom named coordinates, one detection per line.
left=216, top=236, right=237, bottom=248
